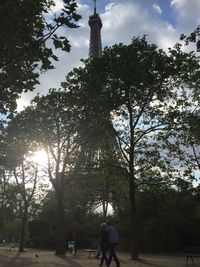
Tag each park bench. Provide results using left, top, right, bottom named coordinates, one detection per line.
left=180, top=246, right=200, bottom=264
left=85, top=241, right=100, bottom=258
left=6, top=242, right=16, bottom=251
left=85, top=249, right=100, bottom=258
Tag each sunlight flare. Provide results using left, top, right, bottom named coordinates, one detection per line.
left=32, top=150, right=48, bottom=166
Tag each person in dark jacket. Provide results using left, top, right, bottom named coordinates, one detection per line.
left=106, top=221, right=120, bottom=267
left=98, top=223, right=109, bottom=267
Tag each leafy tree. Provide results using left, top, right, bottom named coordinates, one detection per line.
left=181, top=25, right=200, bottom=51
left=63, top=37, right=200, bottom=259
left=28, top=191, right=57, bottom=249
left=28, top=219, right=50, bottom=249
left=30, top=188, right=107, bottom=250
left=137, top=186, right=200, bottom=252
left=5, top=124, right=49, bottom=252
left=7, top=89, right=84, bottom=254
left=103, top=39, right=200, bottom=259
left=0, top=0, right=80, bottom=115
left=155, top=65, right=200, bottom=183
left=0, top=172, right=17, bottom=232
left=12, top=162, right=47, bottom=252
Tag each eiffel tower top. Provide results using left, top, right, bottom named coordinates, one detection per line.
left=88, top=0, right=102, bottom=57
left=94, top=0, right=96, bottom=14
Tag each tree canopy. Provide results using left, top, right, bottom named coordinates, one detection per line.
left=0, top=0, right=80, bottom=115
left=61, top=36, right=200, bottom=259
left=1, top=35, right=200, bottom=259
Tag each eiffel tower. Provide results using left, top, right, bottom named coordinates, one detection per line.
left=88, top=0, right=102, bottom=57
left=86, top=1, right=119, bottom=165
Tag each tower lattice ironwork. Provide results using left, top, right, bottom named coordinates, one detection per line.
left=88, top=0, right=102, bottom=57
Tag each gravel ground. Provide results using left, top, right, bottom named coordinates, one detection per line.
left=0, top=247, right=200, bottom=267
left=0, top=248, right=80, bottom=267
left=71, top=250, right=200, bottom=267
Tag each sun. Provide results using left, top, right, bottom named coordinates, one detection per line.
left=32, top=150, right=48, bottom=166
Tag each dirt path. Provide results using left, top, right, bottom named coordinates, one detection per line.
left=0, top=249, right=81, bottom=267
left=71, top=250, right=200, bottom=267
left=1, top=248, right=200, bottom=267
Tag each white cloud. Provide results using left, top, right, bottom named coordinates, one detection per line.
left=171, top=0, right=200, bottom=31
left=105, top=3, right=116, bottom=12
left=77, top=2, right=90, bottom=17
left=152, top=3, right=162, bottom=15
left=17, top=96, right=31, bottom=112
left=102, top=2, right=147, bottom=45
left=18, top=0, right=200, bottom=110
left=101, top=1, right=177, bottom=51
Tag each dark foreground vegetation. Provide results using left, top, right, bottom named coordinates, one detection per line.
left=2, top=183, right=200, bottom=253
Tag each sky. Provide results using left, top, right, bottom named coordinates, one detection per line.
left=17, top=0, right=200, bottom=111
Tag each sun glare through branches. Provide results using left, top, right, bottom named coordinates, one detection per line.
left=32, top=149, right=48, bottom=167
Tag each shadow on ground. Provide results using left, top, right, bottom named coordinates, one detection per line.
left=0, top=249, right=81, bottom=267
left=0, top=252, right=35, bottom=267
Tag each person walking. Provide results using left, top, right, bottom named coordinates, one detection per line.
left=98, top=223, right=109, bottom=267
left=106, top=221, right=120, bottom=267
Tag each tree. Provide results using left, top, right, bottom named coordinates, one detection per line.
left=5, top=123, right=49, bottom=252
left=179, top=25, right=200, bottom=167
left=12, top=161, right=47, bottom=252
left=8, top=89, right=83, bottom=254
left=137, top=185, right=200, bottom=252
left=0, top=0, right=80, bottom=115
left=0, top=171, right=17, bottom=232
left=62, top=37, right=200, bottom=259
left=103, top=38, right=200, bottom=259
left=181, top=25, right=200, bottom=51
left=155, top=54, right=200, bottom=184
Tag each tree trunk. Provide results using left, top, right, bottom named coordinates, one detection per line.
left=128, top=103, right=139, bottom=260
left=18, top=210, right=28, bottom=252
left=55, top=186, right=65, bottom=255
left=129, top=172, right=139, bottom=260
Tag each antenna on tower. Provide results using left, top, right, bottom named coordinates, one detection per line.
left=94, top=0, right=97, bottom=14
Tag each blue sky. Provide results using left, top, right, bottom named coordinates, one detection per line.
left=156, top=0, right=176, bottom=23
left=17, top=0, right=200, bottom=110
